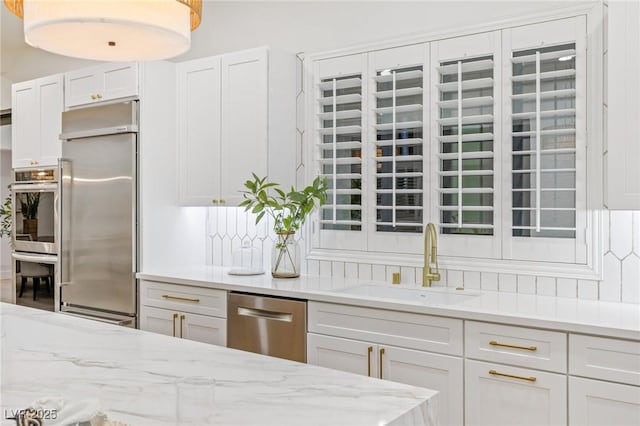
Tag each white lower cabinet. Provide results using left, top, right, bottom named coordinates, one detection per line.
left=465, top=359, right=567, bottom=426
left=569, top=377, right=640, bottom=426
left=139, top=280, right=227, bottom=346
left=307, top=332, right=463, bottom=426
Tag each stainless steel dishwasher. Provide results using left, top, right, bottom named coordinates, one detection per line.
left=227, top=292, right=307, bottom=363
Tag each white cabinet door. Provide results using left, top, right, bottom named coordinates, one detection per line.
left=140, top=305, right=180, bottom=338
left=12, top=80, right=39, bottom=168
left=65, top=67, right=100, bottom=108
left=12, top=75, right=63, bottom=168
left=180, top=312, right=227, bottom=346
left=177, top=56, right=222, bottom=205
left=220, top=48, right=268, bottom=207
left=569, top=377, right=640, bottom=426
left=381, top=345, right=463, bottom=426
left=37, top=75, right=63, bottom=166
left=307, top=333, right=377, bottom=378
left=465, top=359, right=567, bottom=426
left=65, top=62, right=138, bottom=108
left=607, top=0, right=640, bottom=209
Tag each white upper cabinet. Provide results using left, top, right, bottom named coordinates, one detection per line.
left=177, top=47, right=296, bottom=206
left=606, top=0, right=640, bottom=210
left=12, top=74, right=63, bottom=168
left=65, top=62, right=138, bottom=109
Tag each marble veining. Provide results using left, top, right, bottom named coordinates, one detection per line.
left=138, top=266, right=640, bottom=341
left=0, top=303, right=437, bottom=426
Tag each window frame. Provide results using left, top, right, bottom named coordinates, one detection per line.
left=303, top=2, right=604, bottom=280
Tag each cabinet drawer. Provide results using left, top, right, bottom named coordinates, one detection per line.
left=569, top=376, right=640, bottom=426
left=308, top=302, right=463, bottom=355
left=465, top=321, right=567, bottom=373
left=140, top=280, right=226, bottom=318
left=570, top=334, right=640, bottom=386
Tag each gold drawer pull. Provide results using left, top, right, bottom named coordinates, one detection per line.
left=180, top=314, right=185, bottom=338
left=489, top=369, right=537, bottom=382
left=162, top=294, right=200, bottom=303
left=367, top=346, right=373, bottom=377
left=489, top=340, right=537, bottom=351
left=379, top=347, right=385, bottom=379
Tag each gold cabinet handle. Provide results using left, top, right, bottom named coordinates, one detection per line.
left=96, top=93, right=102, bottom=99
left=367, top=346, right=373, bottom=377
left=219, top=199, right=225, bottom=204
left=212, top=199, right=219, bottom=204
left=180, top=314, right=185, bottom=338
left=172, top=313, right=178, bottom=337
left=379, top=347, right=385, bottom=379
left=91, top=94, right=96, bottom=100
left=489, top=340, right=537, bottom=351
left=162, top=294, right=200, bottom=303
left=489, top=369, right=537, bottom=382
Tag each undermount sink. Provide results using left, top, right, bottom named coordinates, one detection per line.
left=337, top=284, right=480, bottom=305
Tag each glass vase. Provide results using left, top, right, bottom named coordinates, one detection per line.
left=271, top=231, right=300, bottom=278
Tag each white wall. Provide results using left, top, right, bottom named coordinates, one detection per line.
left=0, top=147, right=11, bottom=279
left=1, top=76, right=11, bottom=110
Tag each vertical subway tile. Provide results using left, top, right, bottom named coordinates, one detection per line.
left=600, top=252, right=622, bottom=302
left=621, top=254, right=640, bottom=303
left=415, top=267, right=424, bottom=286
left=463, top=271, right=481, bottom=290
left=610, top=211, right=633, bottom=259
left=498, top=274, right=517, bottom=293
left=556, top=278, right=577, bottom=299
left=344, top=263, right=359, bottom=280
left=221, top=238, right=233, bottom=267
left=358, top=264, right=372, bottom=281
left=577, top=280, right=599, bottom=300
left=319, top=261, right=332, bottom=277
left=536, top=277, right=556, bottom=296
left=332, top=261, right=345, bottom=278
left=306, top=260, right=320, bottom=276
left=480, top=272, right=499, bottom=292
left=447, top=270, right=463, bottom=288
left=386, top=265, right=401, bottom=284
left=602, top=208, right=610, bottom=254
left=400, top=267, right=416, bottom=285
left=372, top=264, right=386, bottom=282
left=517, top=275, right=536, bottom=294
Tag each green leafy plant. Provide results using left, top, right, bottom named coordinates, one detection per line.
left=0, top=195, right=11, bottom=239
left=19, top=193, right=40, bottom=220
left=240, top=174, right=328, bottom=234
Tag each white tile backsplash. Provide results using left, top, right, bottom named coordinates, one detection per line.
left=498, top=274, right=517, bottom=293
left=517, top=275, right=536, bottom=295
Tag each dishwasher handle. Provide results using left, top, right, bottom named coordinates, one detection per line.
left=237, top=306, right=294, bottom=322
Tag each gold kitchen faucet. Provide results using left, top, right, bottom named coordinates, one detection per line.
left=423, top=223, right=441, bottom=287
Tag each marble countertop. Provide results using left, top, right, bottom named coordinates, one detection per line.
left=0, top=303, right=437, bottom=426
left=138, top=266, right=640, bottom=341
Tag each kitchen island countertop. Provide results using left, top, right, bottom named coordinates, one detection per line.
left=0, top=303, right=437, bottom=426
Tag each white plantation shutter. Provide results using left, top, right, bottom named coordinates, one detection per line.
left=503, top=17, right=588, bottom=263
left=314, top=54, right=367, bottom=251
left=368, top=44, right=428, bottom=254
left=431, top=32, right=502, bottom=259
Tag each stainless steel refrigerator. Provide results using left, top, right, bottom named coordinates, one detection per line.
left=59, top=101, right=138, bottom=327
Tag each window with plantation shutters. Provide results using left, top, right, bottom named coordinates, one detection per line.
left=373, top=67, right=424, bottom=233
left=313, top=54, right=367, bottom=252
left=503, top=17, right=588, bottom=264
left=430, top=32, right=502, bottom=259
left=318, top=75, right=363, bottom=231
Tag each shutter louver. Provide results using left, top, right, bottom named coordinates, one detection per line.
left=437, top=56, right=495, bottom=235
left=373, top=66, right=424, bottom=233
left=511, top=43, right=577, bottom=239
left=318, top=75, right=363, bottom=231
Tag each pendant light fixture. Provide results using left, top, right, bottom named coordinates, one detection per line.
left=3, top=0, right=202, bottom=61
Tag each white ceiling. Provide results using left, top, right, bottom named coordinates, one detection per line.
left=1, top=1, right=592, bottom=83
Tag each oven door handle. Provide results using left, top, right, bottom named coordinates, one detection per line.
left=11, top=183, right=59, bottom=192
left=11, top=252, right=57, bottom=264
